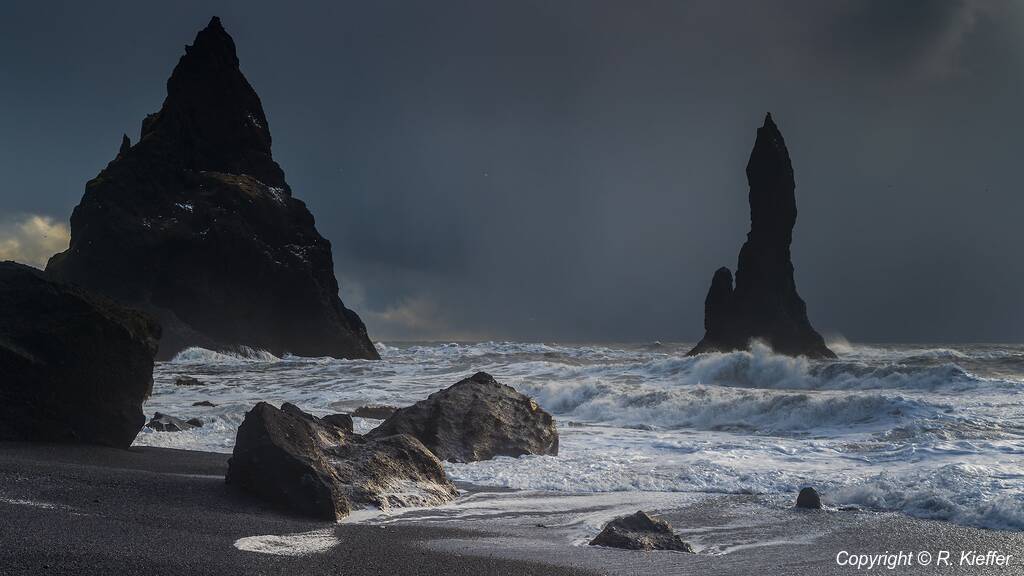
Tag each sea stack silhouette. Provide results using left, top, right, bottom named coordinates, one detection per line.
left=47, top=17, right=379, bottom=361
left=688, top=114, right=835, bottom=359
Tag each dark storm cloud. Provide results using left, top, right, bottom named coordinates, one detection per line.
left=1, top=1, right=1020, bottom=342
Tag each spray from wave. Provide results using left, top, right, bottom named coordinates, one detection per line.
left=170, top=346, right=282, bottom=364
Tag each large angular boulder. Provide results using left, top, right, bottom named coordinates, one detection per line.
left=589, top=511, right=694, bottom=552
left=368, top=372, right=558, bottom=463
left=688, top=114, right=835, bottom=359
left=226, top=402, right=457, bottom=521
left=45, top=17, right=378, bottom=362
left=0, top=261, right=160, bottom=448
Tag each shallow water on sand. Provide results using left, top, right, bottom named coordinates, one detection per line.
left=134, top=340, right=1024, bottom=531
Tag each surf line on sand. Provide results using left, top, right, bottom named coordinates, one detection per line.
left=233, top=528, right=341, bottom=556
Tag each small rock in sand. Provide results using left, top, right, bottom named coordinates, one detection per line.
left=796, top=487, right=823, bottom=509
left=589, top=511, right=694, bottom=552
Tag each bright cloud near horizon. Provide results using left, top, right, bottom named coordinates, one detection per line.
left=0, top=215, right=70, bottom=269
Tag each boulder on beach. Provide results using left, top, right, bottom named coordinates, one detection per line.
left=368, top=372, right=558, bottom=463
left=0, top=261, right=160, bottom=448
left=589, top=511, right=694, bottom=552
left=796, top=487, right=823, bottom=509
left=145, top=412, right=202, bottom=432
left=44, top=17, right=378, bottom=362
left=352, top=405, right=399, bottom=420
left=226, top=402, right=457, bottom=520
left=688, top=114, right=835, bottom=359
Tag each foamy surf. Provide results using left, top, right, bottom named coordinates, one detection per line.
left=135, top=340, right=1024, bottom=532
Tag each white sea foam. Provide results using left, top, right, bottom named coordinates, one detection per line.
left=233, top=528, right=340, bottom=556
left=136, top=341, right=1024, bottom=532
left=831, top=464, right=1024, bottom=530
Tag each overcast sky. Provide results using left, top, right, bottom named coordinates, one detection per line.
left=1, top=0, right=1021, bottom=342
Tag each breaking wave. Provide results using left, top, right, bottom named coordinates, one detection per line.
left=519, top=379, right=939, bottom=434
left=169, top=346, right=282, bottom=364
left=832, top=464, right=1024, bottom=531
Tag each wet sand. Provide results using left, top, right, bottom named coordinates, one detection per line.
left=0, top=442, right=1020, bottom=575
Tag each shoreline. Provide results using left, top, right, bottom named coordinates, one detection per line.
left=2, top=442, right=1022, bottom=575
left=0, top=442, right=593, bottom=576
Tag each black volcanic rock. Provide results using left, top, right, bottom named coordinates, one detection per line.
left=589, top=511, right=694, bottom=552
left=0, top=261, right=160, bottom=448
left=46, top=17, right=378, bottom=362
left=226, top=402, right=456, bottom=520
left=796, top=486, right=823, bottom=509
left=352, top=405, right=399, bottom=420
left=118, top=134, right=131, bottom=156
left=368, top=372, right=558, bottom=463
left=322, top=413, right=355, bottom=433
left=689, top=114, right=835, bottom=359
left=145, top=412, right=201, bottom=432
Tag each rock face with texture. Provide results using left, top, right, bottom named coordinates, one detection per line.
left=689, top=114, right=835, bottom=359
left=45, top=17, right=378, bottom=362
left=226, top=402, right=457, bottom=520
left=589, top=511, right=694, bottom=552
left=369, top=372, right=558, bottom=463
left=0, top=261, right=160, bottom=448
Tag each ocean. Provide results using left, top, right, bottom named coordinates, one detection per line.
left=134, top=340, right=1024, bottom=536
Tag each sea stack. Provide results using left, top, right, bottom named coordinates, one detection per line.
left=688, top=114, right=835, bottom=359
left=46, top=17, right=378, bottom=361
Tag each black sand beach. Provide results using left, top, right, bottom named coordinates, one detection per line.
left=2, top=441, right=1021, bottom=575
left=0, top=443, right=592, bottom=576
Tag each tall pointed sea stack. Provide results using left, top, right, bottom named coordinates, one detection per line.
left=47, top=17, right=379, bottom=361
left=688, top=114, right=835, bottom=359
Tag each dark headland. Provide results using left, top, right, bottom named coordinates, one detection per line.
left=688, top=114, right=835, bottom=359
left=45, top=17, right=377, bottom=361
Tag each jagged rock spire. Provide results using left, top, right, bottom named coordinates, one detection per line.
left=744, top=112, right=796, bottom=244
left=139, top=15, right=284, bottom=188
left=47, top=17, right=378, bottom=361
left=689, top=114, right=834, bottom=359
left=118, top=133, right=131, bottom=156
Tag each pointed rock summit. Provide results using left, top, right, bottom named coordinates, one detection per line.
left=47, top=17, right=379, bottom=360
left=689, top=114, right=835, bottom=359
